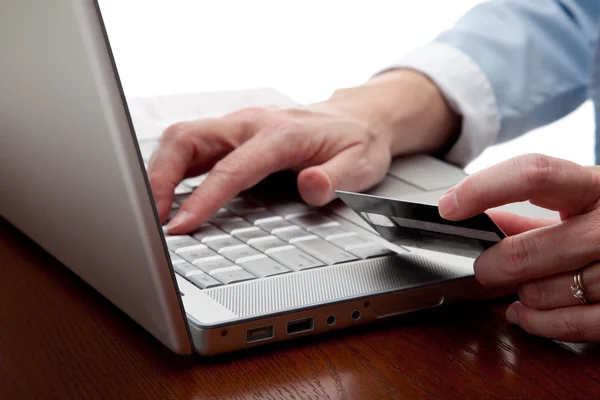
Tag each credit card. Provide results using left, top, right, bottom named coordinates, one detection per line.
left=336, top=190, right=506, bottom=259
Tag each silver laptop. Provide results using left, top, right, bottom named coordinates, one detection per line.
left=1, top=0, right=494, bottom=355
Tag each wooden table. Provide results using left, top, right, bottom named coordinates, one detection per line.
left=2, top=217, right=600, bottom=400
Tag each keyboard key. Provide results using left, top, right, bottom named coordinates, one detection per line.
left=174, top=183, right=193, bottom=195
left=176, top=244, right=218, bottom=262
left=240, top=210, right=278, bottom=224
left=169, top=252, right=186, bottom=265
left=269, top=202, right=313, bottom=219
left=182, top=175, right=207, bottom=188
left=212, top=217, right=254, bottom=234
left=274, top=227, right=315, bottom=243
left=327, top=233, right=371, bottom=250
left=267, top=246, right=325, bottom=271
left=187, top=272, right=222, bottom=289
left=209, top=215, right=242, bottom=225
left=225, top=198, right=263, bottom=214
left=289, top=214, right=336, bottom=229
left=238, top=255, right=291, bottom=277
left=294, top=238, right=358, bottom=265
left=310, top=225, right=349, bottom=239
left=248, top=236, right=288, bottom=252
left=234, top=206, right=269, bottom=217
left=210, top=266, right=256, bottom=284
left=220, top=245, right=261, bottom=262
left=165, top=235, right=200, bottom=252
left=173, top=193, right=190, bottom=205
left=256, top=218, right=295, bottom=233
left=347, top=243, right=392, bottom=259
left=171, top=202, right=179, bottom=209
left=207, top=208, right=234, bottom=221
left=173, top=262, right=202, bottom=277
left=193, top=255, right=236, bottom=274
left=232, top=227, right=271, bottom=243
left=204, top=236, right=244, bottom=252
left=191, top=224, right=227, bottom=242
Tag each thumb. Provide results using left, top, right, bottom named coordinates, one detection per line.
left=297, top=145, right=388, bottom=206
left=486, top=209, right=559, bottom=236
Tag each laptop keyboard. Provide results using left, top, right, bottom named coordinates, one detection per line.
left=163, top=177, right=392, bottom=289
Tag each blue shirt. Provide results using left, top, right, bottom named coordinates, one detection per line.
left=390, top=0, right=600, bottom=166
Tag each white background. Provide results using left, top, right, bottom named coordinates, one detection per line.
left=99, top=0, right=595, bottom=173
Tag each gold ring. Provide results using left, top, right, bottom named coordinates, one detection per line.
left=571, top=268, right=589, bottom=305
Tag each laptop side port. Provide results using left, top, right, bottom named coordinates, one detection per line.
left=246, top=325, right=275, bottom=344
left=286, top=317, right=314, bottom=335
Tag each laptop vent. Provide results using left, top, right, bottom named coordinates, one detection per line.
left=205, top=253, right=461, bottom=318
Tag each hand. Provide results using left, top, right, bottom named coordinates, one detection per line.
left=150, top=103, right=393, bottom=234
left=148, top=69, right=459, bottom=234
left=438, top=153, right=600, bottom=342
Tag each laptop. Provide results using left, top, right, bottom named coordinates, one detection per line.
left=1, top=0, right=533, bottom=356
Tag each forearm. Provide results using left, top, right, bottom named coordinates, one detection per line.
left=325, top=69, right=460, bottom=157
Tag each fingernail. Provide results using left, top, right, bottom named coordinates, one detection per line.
left=438, top=192, right=458, bottom=218
left=506, top=307, right=518, bottom=324
left=166, top=210, right=191, bottom=233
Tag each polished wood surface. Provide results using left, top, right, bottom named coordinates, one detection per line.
left=2, top=217, right=600, bottom=400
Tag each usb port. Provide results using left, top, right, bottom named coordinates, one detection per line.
left=246, top=325, right=274, bottom=343
left=286, top=318, right=314, bottom=335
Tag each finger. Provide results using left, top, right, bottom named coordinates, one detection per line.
left=166, top=132, right=307, bottom=234
left=474, top=212, right=600, bottom=286
left=439, top=154, right=600, bottom=220
left=486, top=209, right=558, bottom=236
left=297, top=144, right=390, bottom=206
left=518, top=262, right=600, bottom=310
left=147, top=128, right=194, bottom=221
left=506, top=301, right=600, bottom=342
left=147, top=119, right=248, bottom=221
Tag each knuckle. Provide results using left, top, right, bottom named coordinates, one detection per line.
left=472, top=257, right=488, bottom=285
left=518, top=281, right=544, bottom=307
left=556, top=313, right=585, bottom=341
left=181, top=191, right=211, bottom=211
left=212, top=156, right=243, bottom=181
left=459, top=174, right=478, bottom=198
left=270, top=124, right=297, bottom=142
left=498, top=236, right=531, bottom=280
left=518, top=153, right=554, bottom=188
left=228, top=106, right=266, bottom=122
left=147, top=171, right=161, bottom=186
left=356, top=155, right=375, bottom=175
left=592, top=171, right=600, bottom=193
left=355, top=152, right=383, bottom=183
left=589, top=173, right=600, bottom=207
left=281, top=107, right=315, bottom=119
left=161, top=122, right=190, bottom=142
left=148, top=172, right=177, bottom=195
left=580, top=216, right=600, bottom=256
left=262, top=121, right=308, bottom=159
left=147, top=169, right=168, bottom=186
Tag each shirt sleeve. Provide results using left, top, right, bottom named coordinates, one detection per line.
left=384, top=0, right=600, bottom=167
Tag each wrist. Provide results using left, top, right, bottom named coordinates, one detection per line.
left=327, top=69, right=460, bottom=157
